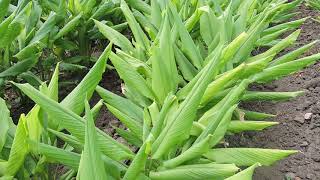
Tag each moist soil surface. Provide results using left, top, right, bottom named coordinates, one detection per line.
left=227, top=5, right=320, bottom=180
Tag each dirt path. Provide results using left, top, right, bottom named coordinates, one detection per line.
left=228, top=5, right=320, bottom=180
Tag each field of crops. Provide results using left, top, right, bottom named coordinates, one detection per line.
left=0, top=0, right=320, bottom=179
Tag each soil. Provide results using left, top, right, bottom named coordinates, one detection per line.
left=227, top=5, right=320, bottom=180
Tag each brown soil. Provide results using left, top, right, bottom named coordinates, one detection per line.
left=227, top=5, right=320, bottom=180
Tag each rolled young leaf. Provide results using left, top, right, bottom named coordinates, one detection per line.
left=149, top=163, right=239, bottom=180
left=204, top=148, right=297, bottom=166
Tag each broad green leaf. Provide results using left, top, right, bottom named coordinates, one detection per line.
left=270, top=40, right=318, bottom=67
left=29, top=12, right=58, bottom=44
left=121, top=0, right=150, bottom=52
left=61, top=43, right=111, bottom=115
left=256, top=28, right=289, bottom=47
left=262, top=17, right=307, bottom=35
left=151, top=0, right=162, bottom=29
left=106, top=103, right=143, bottom=139
left=54, top=13, right=82, bottom=40
left=13, top=82, right=134, bottom=160
left=199, top=6, right=220, bottom=47
left=253, top=53, right=320, bottom=82
left=0, top=98, right=12, bottom=151
left=169, top=2, right=203, bottom=69
left=94, top=20, right=134, bottom=53
left=29, top=140, right=81, bottom=170
left=77, top=100, right=107, bottom=179
left=116, top=49, right=152, bottom=78
left=152, top=46, right=223, bottom=159
left=80, top=0, right=96, bottom=16
left=124, top=0, right=151, bottom=14
left=4, top=114, right=28, bottom=176
left=225, top=163, right=261, bottom=180
left=208, top=104, right=237, bottom=147
left=123, top=142, right=149, bottom=180
left=228, top=121, right=278, bottom=133
left=96, top=86, right=143, bottom=122
left=109, top=52, right=155, bottom=101
left=242, top=91, right=304, bottom=102
left=0, top=2, right=31, bottom=48
left=115, top=128, right=142, bottom=147
left=201, top=64, right=245, bottom=106
left=0, top=0, right=10, bottom=22
left=248, top=30, right=300, bottom=63
left=14, top=41, right=45, bottom=60
left=149, top=163, right=239, bottom=180
left=133, top=10, right=158, bottom=40
left=204, top=148, right=297, bottom=166
left=151, top=13, right=178, bottom=103
left=178, top=32, right=248, bottom=100
left=48, top=129, right=83, bottom=151
left=173, top=44, right=198, bottom=81
left=163, top=135, right=212, bottom=168
left=0, top=56, right=39, bottom=78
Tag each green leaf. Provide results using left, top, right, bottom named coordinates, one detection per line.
left=163, top=135, right=213, bottom=168
left=152, top=46, right=224, bottom=159
left=253, top=53, right=320, bottom=82
left=204, top=148, right=297, bottom=166
left=13, top=82, right=133, bottom=161
left=96, top=86, right=143, bottom=122
left=169, top=2, right=203, bottom=69
left=225, top=163, right=261, bottom=180
left=151, top=13, right=178, bottom=103
left=0, top=0, right=10, bottom=22
left=106, top=103, right=143, bottom=139
left=0, top=56, right=39, bottom=78
left=4, top=114, right=28, bottom=176
left=241, top=109, right=276, bottom=120
left=54, top=13, right=82, bottom=40
left=94, top=19, right=134, bottom=53
left=109, top=52, right=155, bottom=101
left=248, top=30, right=300, bottom=63
left=61, top=43, right=111, bottom=115
left=0, top=2, right=31, bottom=48
left=29, top=12, right=58, bottom=44
left=262, top=17, right=308, bottom=35
left=201, top=64, right=245, bottom=106
left=124, top=0, right=151, bottom=14
left=121, top=0, right=150, bottom=52
left=228, top=121, right=278, bottom=133
left=29, top=140, right=81, bottom=170
left=270, top=40, right=319, bottom=67
left=123, top=142, right=149, bottom=180
left=149, top=163, right=239, bottom=180
left=173, top=44, right=198, bottom=81
left=77, top=100, right=108, bottom=179
left=242, top=91, right=304, bottom=102
left=0, top=98, right=12, bottom=151
left=115, top=128, right=142, bottom=147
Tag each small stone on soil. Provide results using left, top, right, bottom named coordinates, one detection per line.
left=300, top=141, right=309, bottom=147
left=294, top=116, right=305, bottom=124
left=304, top=113, right=313, bottom=120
